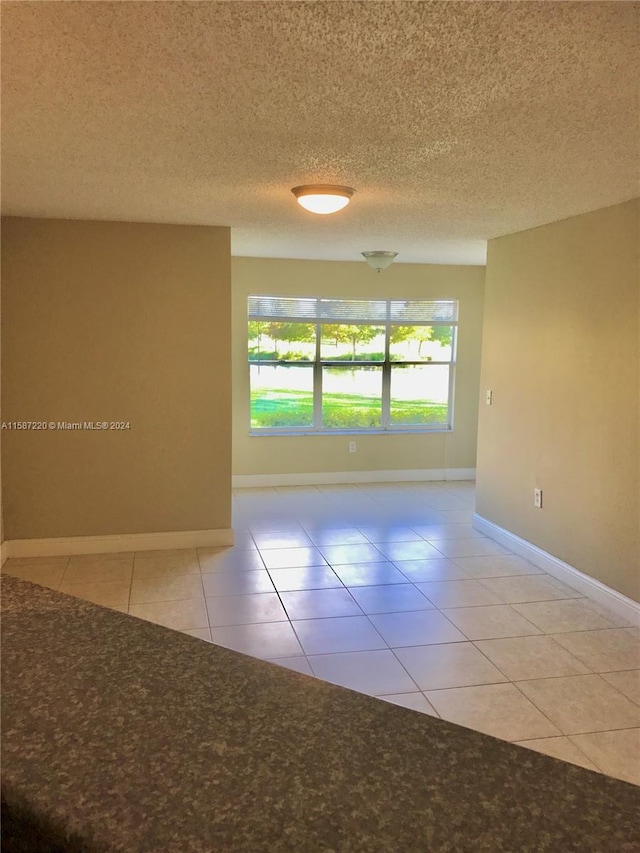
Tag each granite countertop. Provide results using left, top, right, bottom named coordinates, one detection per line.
left=1, top=574, right=638, bottom=852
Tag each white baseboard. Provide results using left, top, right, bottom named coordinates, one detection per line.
left=233, top=468, right=476, bottom=488
left=3, top=528, right=234, bottom=560
left=473, top=514, right=639, bottom=626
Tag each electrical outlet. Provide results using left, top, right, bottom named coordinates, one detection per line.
left=348, top=441, right=357, bottom=453
left=534, top=488, right=543, bottom=509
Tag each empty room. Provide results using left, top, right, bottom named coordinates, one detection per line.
left=1, top=2, right=638, bottom=850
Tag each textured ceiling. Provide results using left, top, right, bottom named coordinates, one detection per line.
left=2, top=1, right=638, bottom=264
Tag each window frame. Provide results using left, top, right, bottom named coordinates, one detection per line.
left=248, top=298, right=458, bottom=435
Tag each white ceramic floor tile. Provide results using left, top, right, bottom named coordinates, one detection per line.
left=425, top=682, right=561, bottom=741
left=315, top=485, right=359, bottom=494
left=308, top=650, right=417, bottom=696
left=251, top=531, right=314, bottom=549
left=247, top=520, right=305, bottom=534
left=230, top=530, right=258, bottom=550
left=55, top=481, right=634, bottom=766
left=210, top=621, right=303, bottom=659
left=478, top=574, right=581, bottom=603
left=259, top=547, right=328, bottom=570
left=306, top=529, right=369, bottom=546
left=393, top=559, right=471, bottom=583
left=2, top=556, right=69, bottom=573
left=358, top=526, right=423, bottom=543
left=433, top=539, right=509, bottom=558
left=451, top=555, right=544, bottom=578
left=517, top=674, right=640, bottom=734
left=182, top=627, right=212, bottom=642
left=206, top=593, right=288, bottom=627
left=292, top=616, right=386, bottom=655
left=130, top=574, right=204, bottom=605
left=62, top=553, right=134, bottom=584
left=310, top=513, right=374, bottom=529
left=3, top=557, right=69, bottom=589
left=397, top=511, right=449, bottom=526
left=267, top=656, right=314, bottom=676
left=395, top=642, right=508, bottom=690
left=414, top=524, right=486, bottom=541
left=382, top=693, right=439, bottom=716
left=318, top=543, right=387, bottom=565
left=358, top=484, right=403, bottom=497
left=59, top=579, right=131, bottom=609
left=512, top=600, right=621, bottom=633
left=437, top=510, right=476, bottom=524
left=569, top=728, right=640, bottom=786
left=129, top=598, right=208, bottom=631
left=584, top=601, right=635, bottom=628
left=442, top=605, right=541, bottom=640
left=374, top=541, right=444, bottom=562
left=198, top=549, right=266, bottom=573
left=3, top=564, right=65, bottom=590
left=133, top=549, right=200, bottom=578
left=201, top=569, right=275, bottom=597
left=415, top=580, right=502, bottom=608
left=347, top=584, right=434, bottom=614
left=601, top=670, right=640, bottom=705
left=514, top=737, right=599, bottom=772
left=280, top=588, right=362, bottom=620
left=267, top=566, right=343, bottom=591
left=332, top=563, right=410, bottom=587
left=423, top=495, right=472, bottom=511
left=369, top=610, right=467, bottom=648
left=552, top=628, right=640, bottom=672
left=475, top=635, right=590, bottom=681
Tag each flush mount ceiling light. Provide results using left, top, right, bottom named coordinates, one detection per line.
left=362, top=251, right=398, bottom=272
left=291, top=185, right=355, bottom=215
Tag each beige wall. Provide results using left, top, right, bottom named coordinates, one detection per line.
left=2, top=217, right=231, bottom=539
left=0, top=258, right=3, bottom=551
left=476, top=200, right=639, bottom=601
left=232, top=258, right=485, bottom=477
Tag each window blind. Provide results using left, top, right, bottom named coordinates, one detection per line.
left=248, top=297, right=458, bottom=324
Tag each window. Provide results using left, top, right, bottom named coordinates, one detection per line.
left=248, top=297, right=458, bottom=433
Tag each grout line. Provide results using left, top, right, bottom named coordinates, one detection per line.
left=404, top=676, right=512, bottom=693
left=583, top=671, right=640, bottom=709
left=540, top=722, right=640, bottom=738
left=513, top=737, right=605, bottom=774
left=195, top=554, right=208, bottom=619
left=56, top=555, right=72, bottom=590
left=125, top=551, right=146, bottom=612
left=557, top=740, right=608, bottom=775
left=385, top=644, right=435, bottom=696
left=286, top=617, right=314, bottom=664
left=497, top=678, right=568, bottom=737
left=507, top=673, right=640, bottom=748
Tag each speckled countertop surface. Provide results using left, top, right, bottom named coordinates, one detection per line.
left=2, top=574, right=639, bottom=852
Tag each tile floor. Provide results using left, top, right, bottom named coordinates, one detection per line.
left=3, top=480, right=639, bottom=786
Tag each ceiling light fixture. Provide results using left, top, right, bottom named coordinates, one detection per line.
left=362, top=251, right=398, bottom=272
left=291, top=185, right=355, bottom=215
